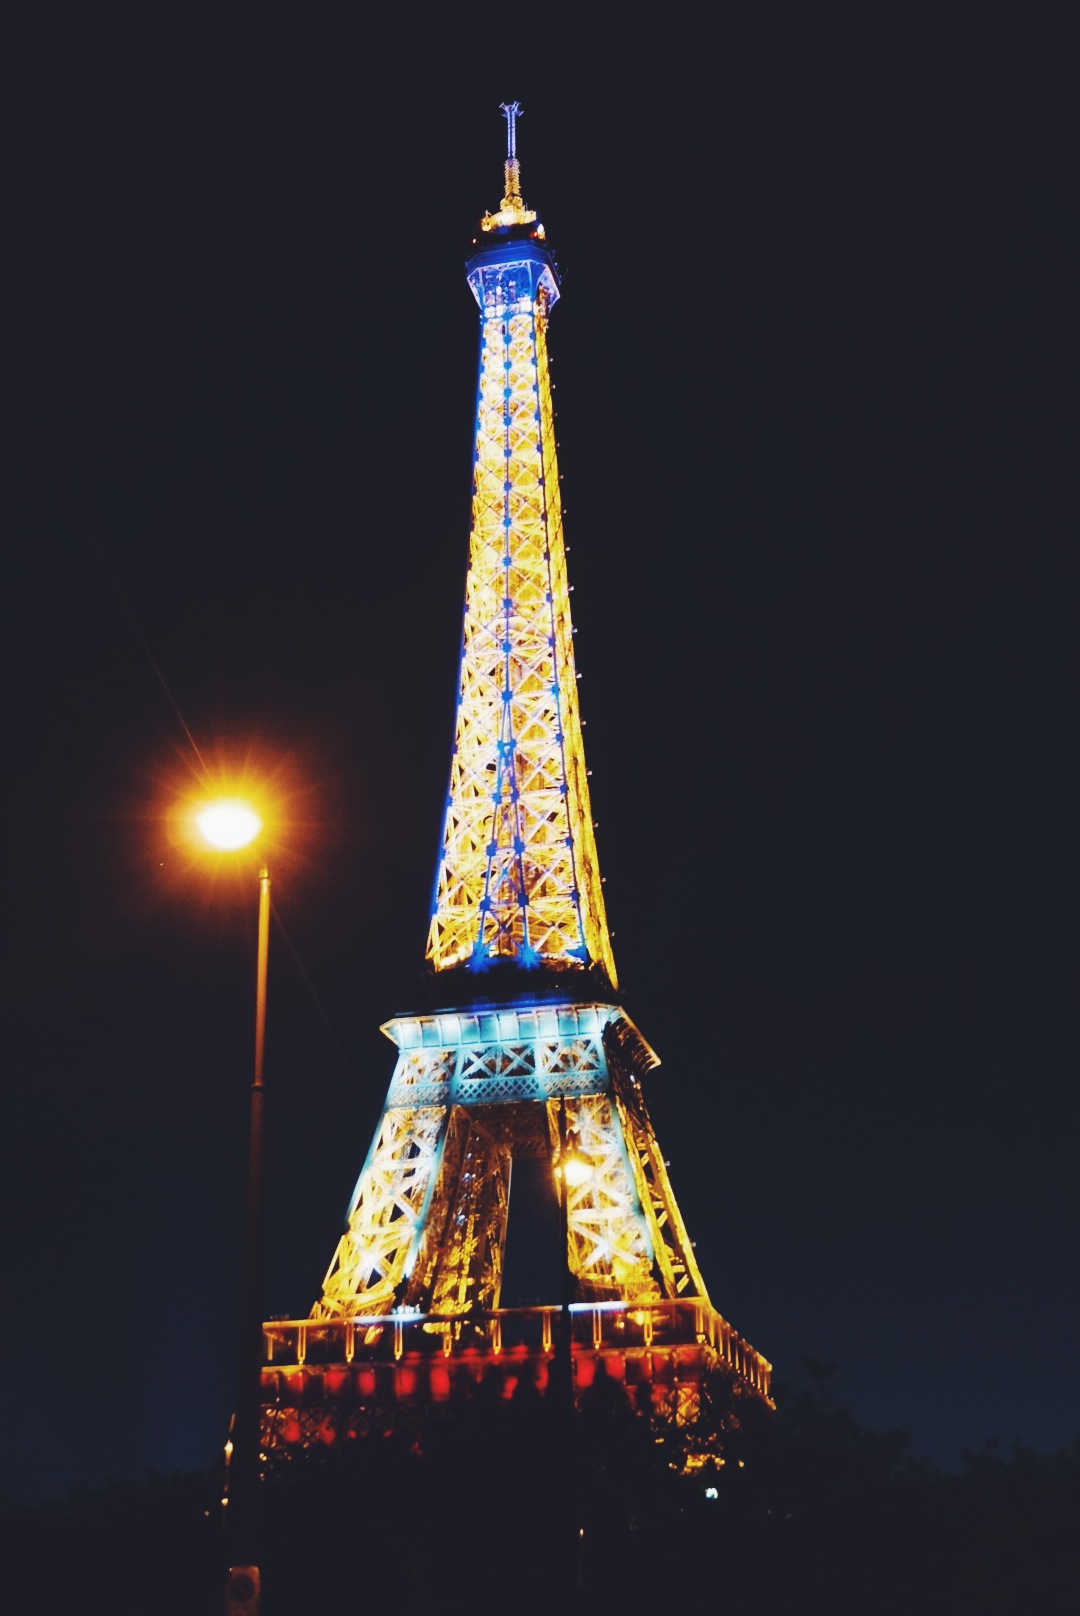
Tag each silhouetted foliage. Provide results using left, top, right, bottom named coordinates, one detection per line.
left=0, top=1467, right=222, bottom=1612
left=4, top=1370, right=1078, bottom=1613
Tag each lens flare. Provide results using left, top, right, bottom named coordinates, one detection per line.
left=195, top=800, right=263, bottom=851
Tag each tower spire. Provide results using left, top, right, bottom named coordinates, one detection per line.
left=499, top=99, right=524, bottom=213
left=482, top=99, right=537, bottom=233
left=501, top=99, right=521, bottom=158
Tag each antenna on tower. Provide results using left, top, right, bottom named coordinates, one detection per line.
left=499, top=100, right=524, bottom=211
left=500, top=100, right=522, bottom=159
left=480, top=101, right=538, bottom=233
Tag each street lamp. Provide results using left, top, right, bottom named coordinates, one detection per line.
left=194, top=797, right=269, bottom=1616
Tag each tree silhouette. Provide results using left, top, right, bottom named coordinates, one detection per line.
left=3, top=1369, right=1078, bottom=1612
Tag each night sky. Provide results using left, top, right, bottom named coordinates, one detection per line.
left=3, top=16, right=1074, bottom=1505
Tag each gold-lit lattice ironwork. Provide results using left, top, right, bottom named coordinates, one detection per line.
left=424, top=213, right=614, bottom=985
left=315, top=1103, right=446, bottom=1318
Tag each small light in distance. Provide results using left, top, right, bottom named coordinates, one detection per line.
left=705, top=1486, right=718, bottom=1500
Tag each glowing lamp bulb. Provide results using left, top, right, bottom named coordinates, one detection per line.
left=563, top=1153, right=592, bottom=1189
left=196, top=800, right=262, bottom=851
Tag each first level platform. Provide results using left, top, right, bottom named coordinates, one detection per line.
left=257, top=1297, right=772, bottom=1458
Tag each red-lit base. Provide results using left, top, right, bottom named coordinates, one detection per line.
left=257, top=1301, right=771, bottom=1459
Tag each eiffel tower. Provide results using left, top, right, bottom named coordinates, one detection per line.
left=259, top=106, right=771, bottom=1454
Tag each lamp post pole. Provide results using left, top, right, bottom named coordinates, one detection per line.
left=556, top=1096, right=574, bottom=1408
left=226, top=862, right=270, bottom=1614
left=556, top=1096, right=585, bottom=1589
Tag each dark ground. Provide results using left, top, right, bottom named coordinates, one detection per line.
left=4, top=1373, right=1079, bottom=1613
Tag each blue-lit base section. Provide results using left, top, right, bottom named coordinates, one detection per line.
left=312, top=998, right=715, bottom=1321
left=381, top=1000, right=622, bottom=1107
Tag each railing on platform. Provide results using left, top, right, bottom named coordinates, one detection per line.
left=262, top=1298, right=771, bottom=1402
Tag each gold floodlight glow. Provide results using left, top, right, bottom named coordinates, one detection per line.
left=562, top=1151, right=592, bottom=1189
left=195, top=799, right=263, bottom=852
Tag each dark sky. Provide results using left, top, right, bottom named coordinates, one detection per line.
left=3, top=16, right=1074, bottom=1504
